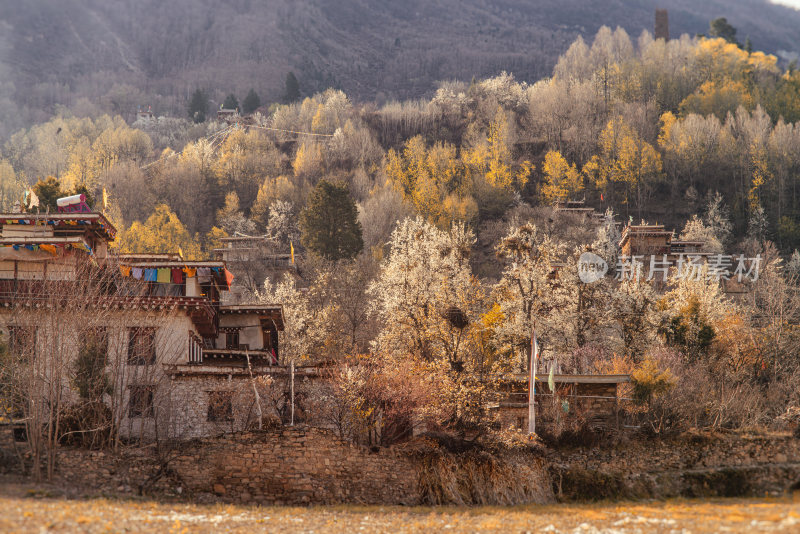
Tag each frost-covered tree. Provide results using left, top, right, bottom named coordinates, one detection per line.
left=611, top=278, right=663, bottom=362
left=592, top=208, right=621, bottom=265
left=265, top=200, right=300, bottom=246
left=747, top=203, right=769, bottom=243
left=703, top=191, right=733, bottom=249
left=369, top=217, right=491, bottom=430
left=662, top=265, right=733, bottom=362
left=370, top=217, right=481, bottom=366
left=680, top=215, right=724, bottom=254
left=370, top=217, right=480, bottom=362
left=787, top=249, right=800, bottom=279
left=492, top=223, right=575, bottom=370
left=216, top=191, right=257, bottom=236
left=258, top=274, right=322, bottom=363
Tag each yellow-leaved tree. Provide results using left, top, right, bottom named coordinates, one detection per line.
left=118, top=204, right=203, bottom=259
left=541, top=150, right=583, bottom=204
left=586, top=117, right=661, bottom=217
left=465, top=107, right=532, bottom=191
left=384, top=136, right=476, bottom=226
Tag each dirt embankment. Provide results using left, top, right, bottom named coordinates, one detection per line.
left=3, top=428, right=800, bottom=506
left=548, top=431, right=800, bottom=501
left=0, top=427, right=554, bottom=506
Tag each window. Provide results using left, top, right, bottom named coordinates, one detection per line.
left=13, top=426, right=26, bottom=442
left=127, top=327, right=156, bottom=365
left=129, top=385, right=154, bottom=418
left=225, top=330, right=240, bottom=349
left=207, top=391, right=233, bottom=422
left=7, top=326, right=36, bottom=359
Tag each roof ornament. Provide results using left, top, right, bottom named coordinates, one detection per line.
left=56, top=194, right=91, bottom=213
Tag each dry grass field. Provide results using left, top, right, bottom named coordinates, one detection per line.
left=1, top=480, right=800, bottom=534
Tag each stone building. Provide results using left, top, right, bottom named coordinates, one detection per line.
left=0, top=209, right=287, bottom=443
left=655, top=9, right=669, bottom=41
left=213, top=235, right=296, bottom=303
left=493, top=374, right=631, bottom=431
left=619, top=223, right=706, bottom=260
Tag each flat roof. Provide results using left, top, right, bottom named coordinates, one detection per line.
left=116, top=260, right=226, bottom=268
left=117, top=253, right=183, bottom=261
left=220, top=236, right=271, bottom=242
left=507, top=373, right=631, bottom=384
left=0, top=212, right=117, bottom=239
left=220, top=304, right=282, bottom=312
left=165, top=363, right=322, bottom=377
left=219, top=304, right=284, bottom=329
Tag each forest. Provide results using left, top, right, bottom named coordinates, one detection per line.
left=4, top=26, right=800, bottom=443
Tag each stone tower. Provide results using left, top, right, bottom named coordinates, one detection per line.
left=655, top=9, right=669, bottom=41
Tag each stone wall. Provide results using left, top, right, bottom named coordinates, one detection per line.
left=549, top=431, right=800, bottom=500
left=1, top=427, right=553, bottom=506
left=8, top=426, right=800, bottom=504
left=169, top=428, right=419, bottom=505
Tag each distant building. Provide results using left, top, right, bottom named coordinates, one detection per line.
left=136, top=106, right=155, bottom=123
left=619, top=223, right=705, bottom=259
left=217, top=108, right=238, bottom=121
left=214, top=236, right=297, bottom=303
left=655, top=9, right=669, bottom=41
left=493, top=374, right=631, bottom=431
left=554, top=199, right=606, bottom=221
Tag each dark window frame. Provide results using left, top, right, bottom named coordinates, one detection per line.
left=128, top=385, right=155, bottom=418
left=224, top=330, right=240, bottom=349
left=7, top=325, right=36, bottom=359
left=127, top=327, right=156, bottom=365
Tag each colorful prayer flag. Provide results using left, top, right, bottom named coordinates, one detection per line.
left=156, top=268, right=171, bottom=283
left=39, top=244, right=57, bottom=256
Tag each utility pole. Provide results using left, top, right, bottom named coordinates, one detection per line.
left=290, top=360, right=295, bottom=426
left=528, top=325, right=538, bottom=435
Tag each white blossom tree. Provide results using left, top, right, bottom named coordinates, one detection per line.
left=369, top=217, right=481, bottom=366
left=491, top=223, right=575, bottom=371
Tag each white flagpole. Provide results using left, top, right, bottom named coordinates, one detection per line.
left=528, top=324, right=537, bottom=435
left=290, top=360, right=295, bottom=426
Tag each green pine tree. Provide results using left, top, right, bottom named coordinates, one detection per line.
left=284, top=72, right=301, bottom=103
left=32, top=176, right=66, bottom=211
left=188, top=89, right=208, bottom=123
left=223, top=93, right=239, bottom=110
left=709, top=17, right=738, bottom=45
left=242, top=89, right=261, bottom=114
left=299, top=180, right=363, bottom=260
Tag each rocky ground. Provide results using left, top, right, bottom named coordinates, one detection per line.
left=2, top=477, right=800, bottom=533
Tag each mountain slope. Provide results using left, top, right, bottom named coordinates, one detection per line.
left=1, top=0, right=799, bottom=133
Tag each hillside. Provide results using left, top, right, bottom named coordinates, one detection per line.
left=2, top=0, right=800, bottom=136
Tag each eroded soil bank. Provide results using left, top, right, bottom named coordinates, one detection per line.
left=548, top=431, right=800, bottom=501
left=2, top=427, right=800, bottom=506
